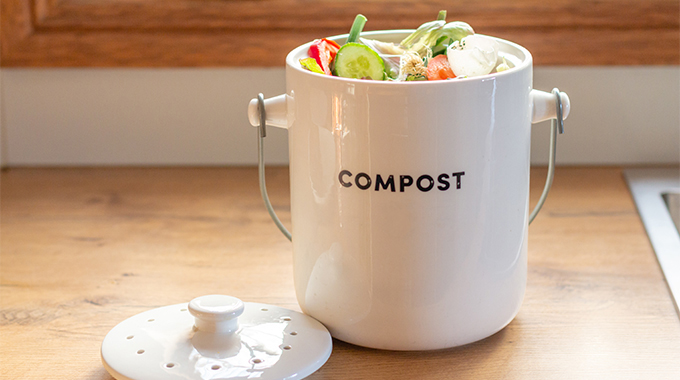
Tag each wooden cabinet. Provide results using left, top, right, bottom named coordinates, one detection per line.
left=1, top=0, right=678, bottom=67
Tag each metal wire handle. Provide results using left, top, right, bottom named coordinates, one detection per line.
left=256, top=88, right=564, bottom=239
left=257, top=93, right=292, bottom=241
left=528, top=88, right=564, bottom=224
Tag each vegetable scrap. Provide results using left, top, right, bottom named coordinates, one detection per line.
left=308, top=38, right=341, bottom=75
left=299, top=11, right=514, bottom=81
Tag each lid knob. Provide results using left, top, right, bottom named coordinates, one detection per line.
left=188, top=295, right=244, bottom=334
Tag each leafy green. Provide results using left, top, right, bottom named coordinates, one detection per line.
left=400, top=20, right=445, bottom=51
left=299, top=58, right=325, bottom=74
left=431, top=21, right=475, bottom=56
left=400, top=11, right=474, bottom=57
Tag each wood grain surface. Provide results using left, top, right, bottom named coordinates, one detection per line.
left=2, top=0, right=678, bottom=67
left=1, top=167, right=679, bottom=379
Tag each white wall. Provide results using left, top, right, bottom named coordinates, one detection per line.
left=0, top=67, right=678, bottom=167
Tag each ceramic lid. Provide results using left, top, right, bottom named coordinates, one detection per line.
left=101, top=295, right=332, bottom=380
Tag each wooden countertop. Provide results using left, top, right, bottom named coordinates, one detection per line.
left=1, top=166, right=679, bottom=379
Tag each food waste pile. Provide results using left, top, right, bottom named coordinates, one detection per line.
left=300, top=11, right=512, bottom=82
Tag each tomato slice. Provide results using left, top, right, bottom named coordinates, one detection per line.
left=426, top=54, right=456, bottom=81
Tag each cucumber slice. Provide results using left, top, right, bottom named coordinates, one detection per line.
left=334, top=43, right=385, bottom=80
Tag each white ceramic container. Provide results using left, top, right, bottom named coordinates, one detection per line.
left=248, top=31, right=570, bottom=350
